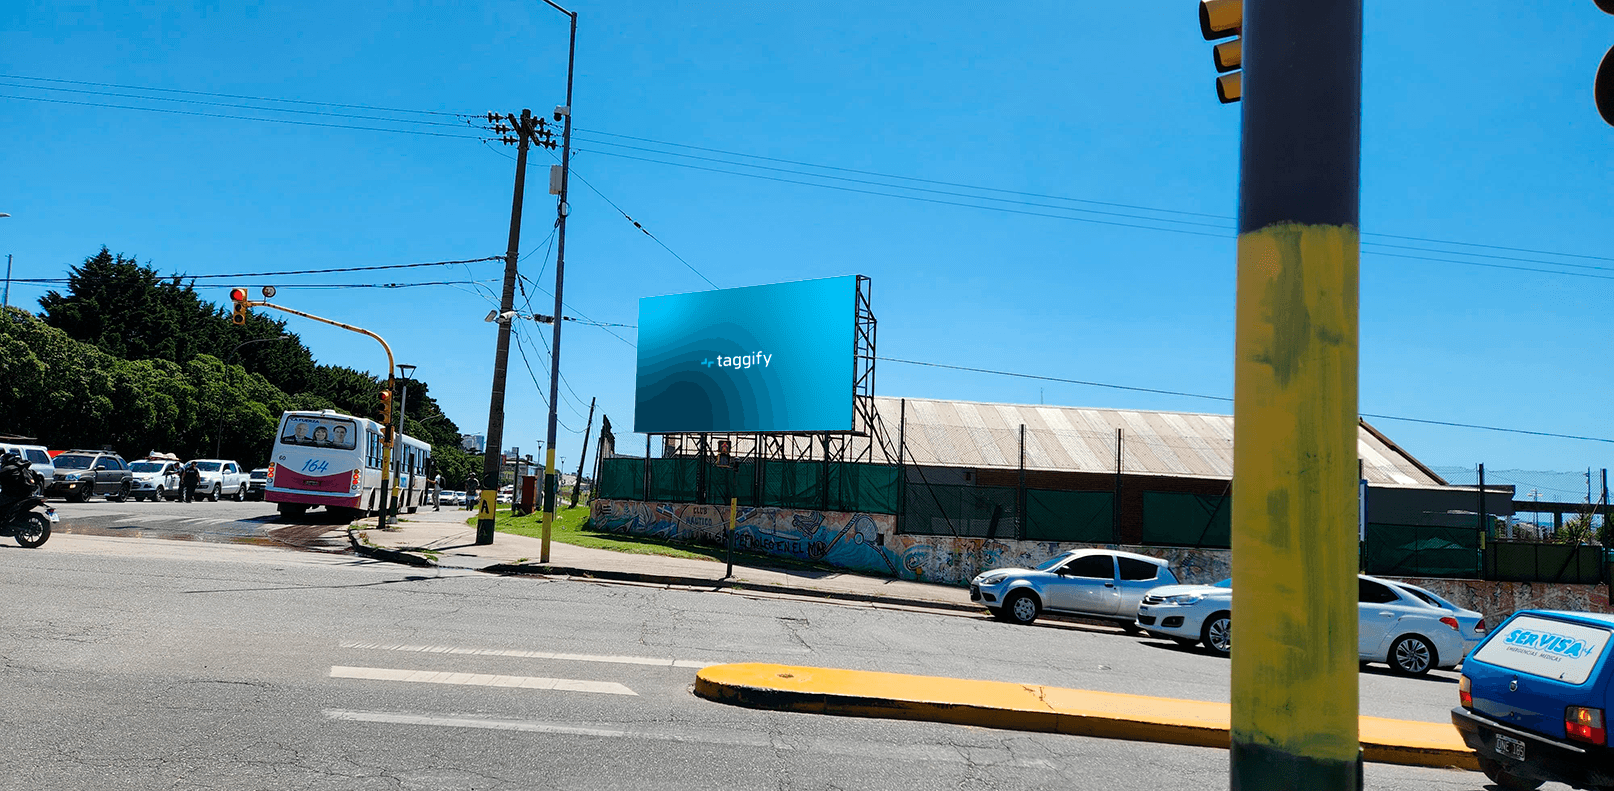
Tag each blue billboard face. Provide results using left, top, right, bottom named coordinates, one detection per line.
left=635, top=276, right=857, bottom=434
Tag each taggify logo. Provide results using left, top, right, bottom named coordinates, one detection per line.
left=701, top=351, right=772, bottom=370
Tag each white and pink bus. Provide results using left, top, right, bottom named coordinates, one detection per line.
left=266, top=410, right=432, bottom=519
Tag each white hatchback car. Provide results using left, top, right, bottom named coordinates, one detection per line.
left=1134, top=573, right=1485, bottom=676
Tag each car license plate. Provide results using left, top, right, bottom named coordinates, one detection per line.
left=1495, top=733, right=1526, bottom=761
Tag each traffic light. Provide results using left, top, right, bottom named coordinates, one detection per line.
left=229, top=287, right=248, bottom=326
left=716, top=439, right=732, bottom=468
left=379, top=390, right=392, bottom=425
left=1598, top=0, right=1614, bottom=126
left=1199, top=0, right=1242, bottom=104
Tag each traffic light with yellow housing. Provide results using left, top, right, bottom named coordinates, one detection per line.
left=229, top=287, right=249, bottom=326
left=379, top=390, right=393, bottom=425
left=1598, top=0, right=1614, bottom=126
left=1200, top=0, right=1242, bottom=104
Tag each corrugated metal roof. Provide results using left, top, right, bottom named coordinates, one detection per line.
left=865, top=397, right=1441, bottom=486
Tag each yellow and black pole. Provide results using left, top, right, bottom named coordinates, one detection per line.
left=1228, top=0, right=1362, bottom=789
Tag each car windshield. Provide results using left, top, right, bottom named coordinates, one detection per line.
left=130, top=462, right=165, bottom=473
left=195, top=462, right=221, bottom=472
left=1035, top=554, right=1074, bottom=571
left=54, top=455, right=93, bottom=470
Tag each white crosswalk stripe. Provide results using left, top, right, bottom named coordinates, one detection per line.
left=340, top=640, right=712, bottom=668
left=329, top=665, right=637, bottom=695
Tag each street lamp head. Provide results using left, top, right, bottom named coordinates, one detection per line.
left=0, top=213, right=10, bottom=218
left=398, top=364, right=417, bottom=381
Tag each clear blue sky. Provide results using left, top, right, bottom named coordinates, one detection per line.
left=3, top=2, right=1613, bottom=478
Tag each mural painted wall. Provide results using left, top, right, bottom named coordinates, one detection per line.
left=591, top=498, right=1231, bottom=587
left=590, top=500, right=1613, bottom=626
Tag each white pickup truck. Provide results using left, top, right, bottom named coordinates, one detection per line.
left=188, top=459, right=250, bottom=501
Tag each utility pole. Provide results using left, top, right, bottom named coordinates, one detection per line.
left=1226, top=0, right=1363, bottom=789
left=477, top=109, right=554, bottom=545
left=570, top=396, right=595, bottom=508
left=3, top=253, right=12, bottom=310
left=538, top=0, right=578, bottom=565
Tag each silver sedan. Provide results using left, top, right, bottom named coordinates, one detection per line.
left=970, top=549, right=1179, bottom=626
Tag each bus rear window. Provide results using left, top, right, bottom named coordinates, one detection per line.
left=1471, top=615, right=1613, bottom=685
left=281, top=416, right=359, bottom=450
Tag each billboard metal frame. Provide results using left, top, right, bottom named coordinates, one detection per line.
left=655, top=275, right=895, bottom=467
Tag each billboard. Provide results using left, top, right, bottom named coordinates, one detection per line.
left=635, top=276, right=858, bottom=434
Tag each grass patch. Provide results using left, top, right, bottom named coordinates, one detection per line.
left=479, top=502, right=840, bottom=572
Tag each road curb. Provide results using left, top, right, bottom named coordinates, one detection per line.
left=693, top=663, right=1479, bottom=772
left=348, top=528, right=437, bottom=568
left=481, top=563, right=978, bottom=613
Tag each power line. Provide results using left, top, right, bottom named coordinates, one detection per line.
left=8, top=73, right=1610, bottom=268
left=563, top=163, right=719, bottom=288
left=0, top=93, right=482, bottom=140
left=878, top=356, right=1614, bottom=444
left=13, top=79, right=1613, bottom=282
left=0, top=73, right=473, bottom=117
left=574, top=128, right=1233, bottom=221
left=174, top=256, right=506, bottom=280
left=573, top=136, right=1235, bottom=231
left=0, top=81, right=472, bottom=128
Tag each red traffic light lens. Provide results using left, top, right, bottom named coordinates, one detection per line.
left=230, top=287, right=248, bottom=302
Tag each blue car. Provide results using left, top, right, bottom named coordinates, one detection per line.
left=1452, top=609, right=1614, bottom=790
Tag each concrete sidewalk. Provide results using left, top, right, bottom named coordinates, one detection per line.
left=694, top=663, right=1479, bottom=771
left=349, top=507, right=976, bottom=612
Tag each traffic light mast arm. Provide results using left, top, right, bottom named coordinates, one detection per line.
left=241, top=298, right=400, bottom=534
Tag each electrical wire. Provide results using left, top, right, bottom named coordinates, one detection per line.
left=561, top=161, right=719, bottom=288
left=0, top=80, right=472, bottom=128
left=0, top=73, right=476, bottom=117
left=0, top=93, right=482, bottom=140
left=8, top=73, right=1610, bottom=269
left=177, top=256, right=505, bottom=280
left=576, top=136, right=1235, bottom=231
left=878, top=356, right=1614, bottom=444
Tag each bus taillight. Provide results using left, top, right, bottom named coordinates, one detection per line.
left=266, top=463, right=276, bottom=486
left=350, top=469, right=361, bottom=492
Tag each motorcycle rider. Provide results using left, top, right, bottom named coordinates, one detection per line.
left=0, top=451, right=38, bottom=516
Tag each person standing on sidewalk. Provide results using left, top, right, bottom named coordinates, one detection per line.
left=464, top=474, right=479, bottom=511
left=433, top=472, right=445, bottom=511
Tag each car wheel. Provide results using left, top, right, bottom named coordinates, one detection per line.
left=71, top=483, right=91, bottom=503
left=1003, top=591, right=1040, bottom=625
left=234, top=485, right=245, bottom=502
left=1388, top=635, right=1436, bottom=677
left=1476, top=757, right=1543, bottom=790
left=154, top=486, right=165, bottom=502
left=1201, top=612, right=1232, bottom=656
left=108, top=481, right=130, bottom=502
left=210, top=484, right=221, bottom=502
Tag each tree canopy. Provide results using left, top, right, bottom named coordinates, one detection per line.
left=5, top=247, right=473, bottom=478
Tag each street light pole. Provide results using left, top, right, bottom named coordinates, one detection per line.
left=537, top=0, right=577, bottom=564
left=1, top=212, right=12, bottom=311
left=216, top=335, right=292, bottom=458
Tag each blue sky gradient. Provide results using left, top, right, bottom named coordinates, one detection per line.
left=3, top=2, right=1613, bottom=477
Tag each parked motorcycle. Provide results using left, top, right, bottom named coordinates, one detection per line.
left=1, top=480, right=55, bottom=548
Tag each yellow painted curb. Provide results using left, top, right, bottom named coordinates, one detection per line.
left=694, top=663, right=1478, bottom=772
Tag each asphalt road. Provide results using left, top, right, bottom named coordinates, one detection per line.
left=46, top=498, right=352, bottom=550
left=0, top=531, right=1521, bottom=791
